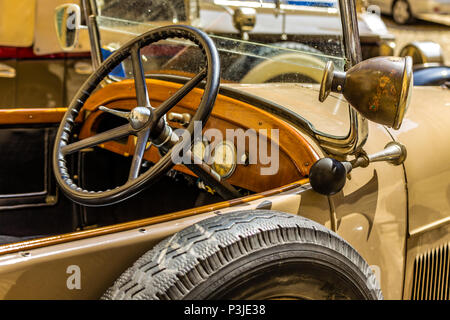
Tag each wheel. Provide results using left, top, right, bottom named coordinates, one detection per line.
left=102, top=210, right=383, bottom=300
left=392, top=0, right=414, bottom=25
left=52, top=25, right=220, bottom=206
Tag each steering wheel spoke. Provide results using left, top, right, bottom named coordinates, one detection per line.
left=128, top=129, right=151, bottom=181
left=61, top=124, right=133, bottom=155
left=153, top=68, right=207, bottom=120
left=99, top=106, right=130, bottom=119
left=131, top=45, right=151, bottom=109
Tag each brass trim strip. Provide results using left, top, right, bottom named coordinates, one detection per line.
left=410, top=216, right=450, bottom=236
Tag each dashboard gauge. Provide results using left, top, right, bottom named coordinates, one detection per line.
left=212, top=140, right=237, bottom=179
left=192, top=139, right=210, bottom=163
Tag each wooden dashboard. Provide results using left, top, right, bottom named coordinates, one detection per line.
left=0, top=78, right=319, bottom=193
left=78, top=78, right=319, bottom=193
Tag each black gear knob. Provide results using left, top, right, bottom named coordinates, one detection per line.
left=309, top=158, right=351, bottom=196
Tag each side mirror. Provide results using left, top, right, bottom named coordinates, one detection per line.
left=319, top=56, right=413, bottom=130
left=54, top=4, right=81, bottom=51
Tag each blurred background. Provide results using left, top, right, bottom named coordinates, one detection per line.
left=365, top=0, right=449, bottom=61
left=384, top=17, right=449, bottom=62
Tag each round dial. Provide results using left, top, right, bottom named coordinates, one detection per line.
left=212, top=140, right=236, bottom=179
left=192, top=139, right=210, bottom=162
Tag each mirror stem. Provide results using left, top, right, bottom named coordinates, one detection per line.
left=351, top=142, right=407, bottom=168
left=310, top=142, right=407, bottom=196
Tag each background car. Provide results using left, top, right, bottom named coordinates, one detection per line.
left=0, top=0, right=92, bottom=109
left=399, top=40, right=450, bottom=86
left=368, top=0, right=450, bottom=25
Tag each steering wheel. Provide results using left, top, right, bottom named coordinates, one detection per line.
left=53, top=25, right=220, bottom=206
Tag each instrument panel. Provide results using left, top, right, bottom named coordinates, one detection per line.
left=79, top=79, right=319, bottom=193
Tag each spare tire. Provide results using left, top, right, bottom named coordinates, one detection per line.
left=102, top=210, right=383, bottom=300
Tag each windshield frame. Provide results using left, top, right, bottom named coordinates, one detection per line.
left=81, top=0, right=368, bottom=157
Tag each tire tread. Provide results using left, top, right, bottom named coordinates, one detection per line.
left=102, top=210, right=382, bottom=300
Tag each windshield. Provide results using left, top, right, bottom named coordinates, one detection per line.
left=94, top=0, right=350, bottom=136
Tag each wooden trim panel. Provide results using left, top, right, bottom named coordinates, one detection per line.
left=0, top=108, right=67, bottom=125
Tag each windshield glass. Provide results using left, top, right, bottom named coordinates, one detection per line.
left=94, top=0, right=350, bottom=136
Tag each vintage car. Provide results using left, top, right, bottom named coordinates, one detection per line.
left=368, top=0, right=450, bottom=25
left=0, top=0, right=448, bottom=301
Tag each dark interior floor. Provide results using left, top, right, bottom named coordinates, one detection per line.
left=0, top=147, right=223, bottom=245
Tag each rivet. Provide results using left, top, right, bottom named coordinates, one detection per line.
left=138, top=228, right=147, bottom=233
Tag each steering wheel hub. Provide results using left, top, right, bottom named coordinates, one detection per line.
left=129, top=107, right=151, bottom=130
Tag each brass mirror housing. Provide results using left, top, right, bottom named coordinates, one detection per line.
left=54, top=4, right=81, bottom=51
left=319, top=56, right=413, bottom=130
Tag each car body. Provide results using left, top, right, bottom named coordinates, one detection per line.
left=0, top=0, right=448, bottom=300
left=368, top=0, right=450, bottom=25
